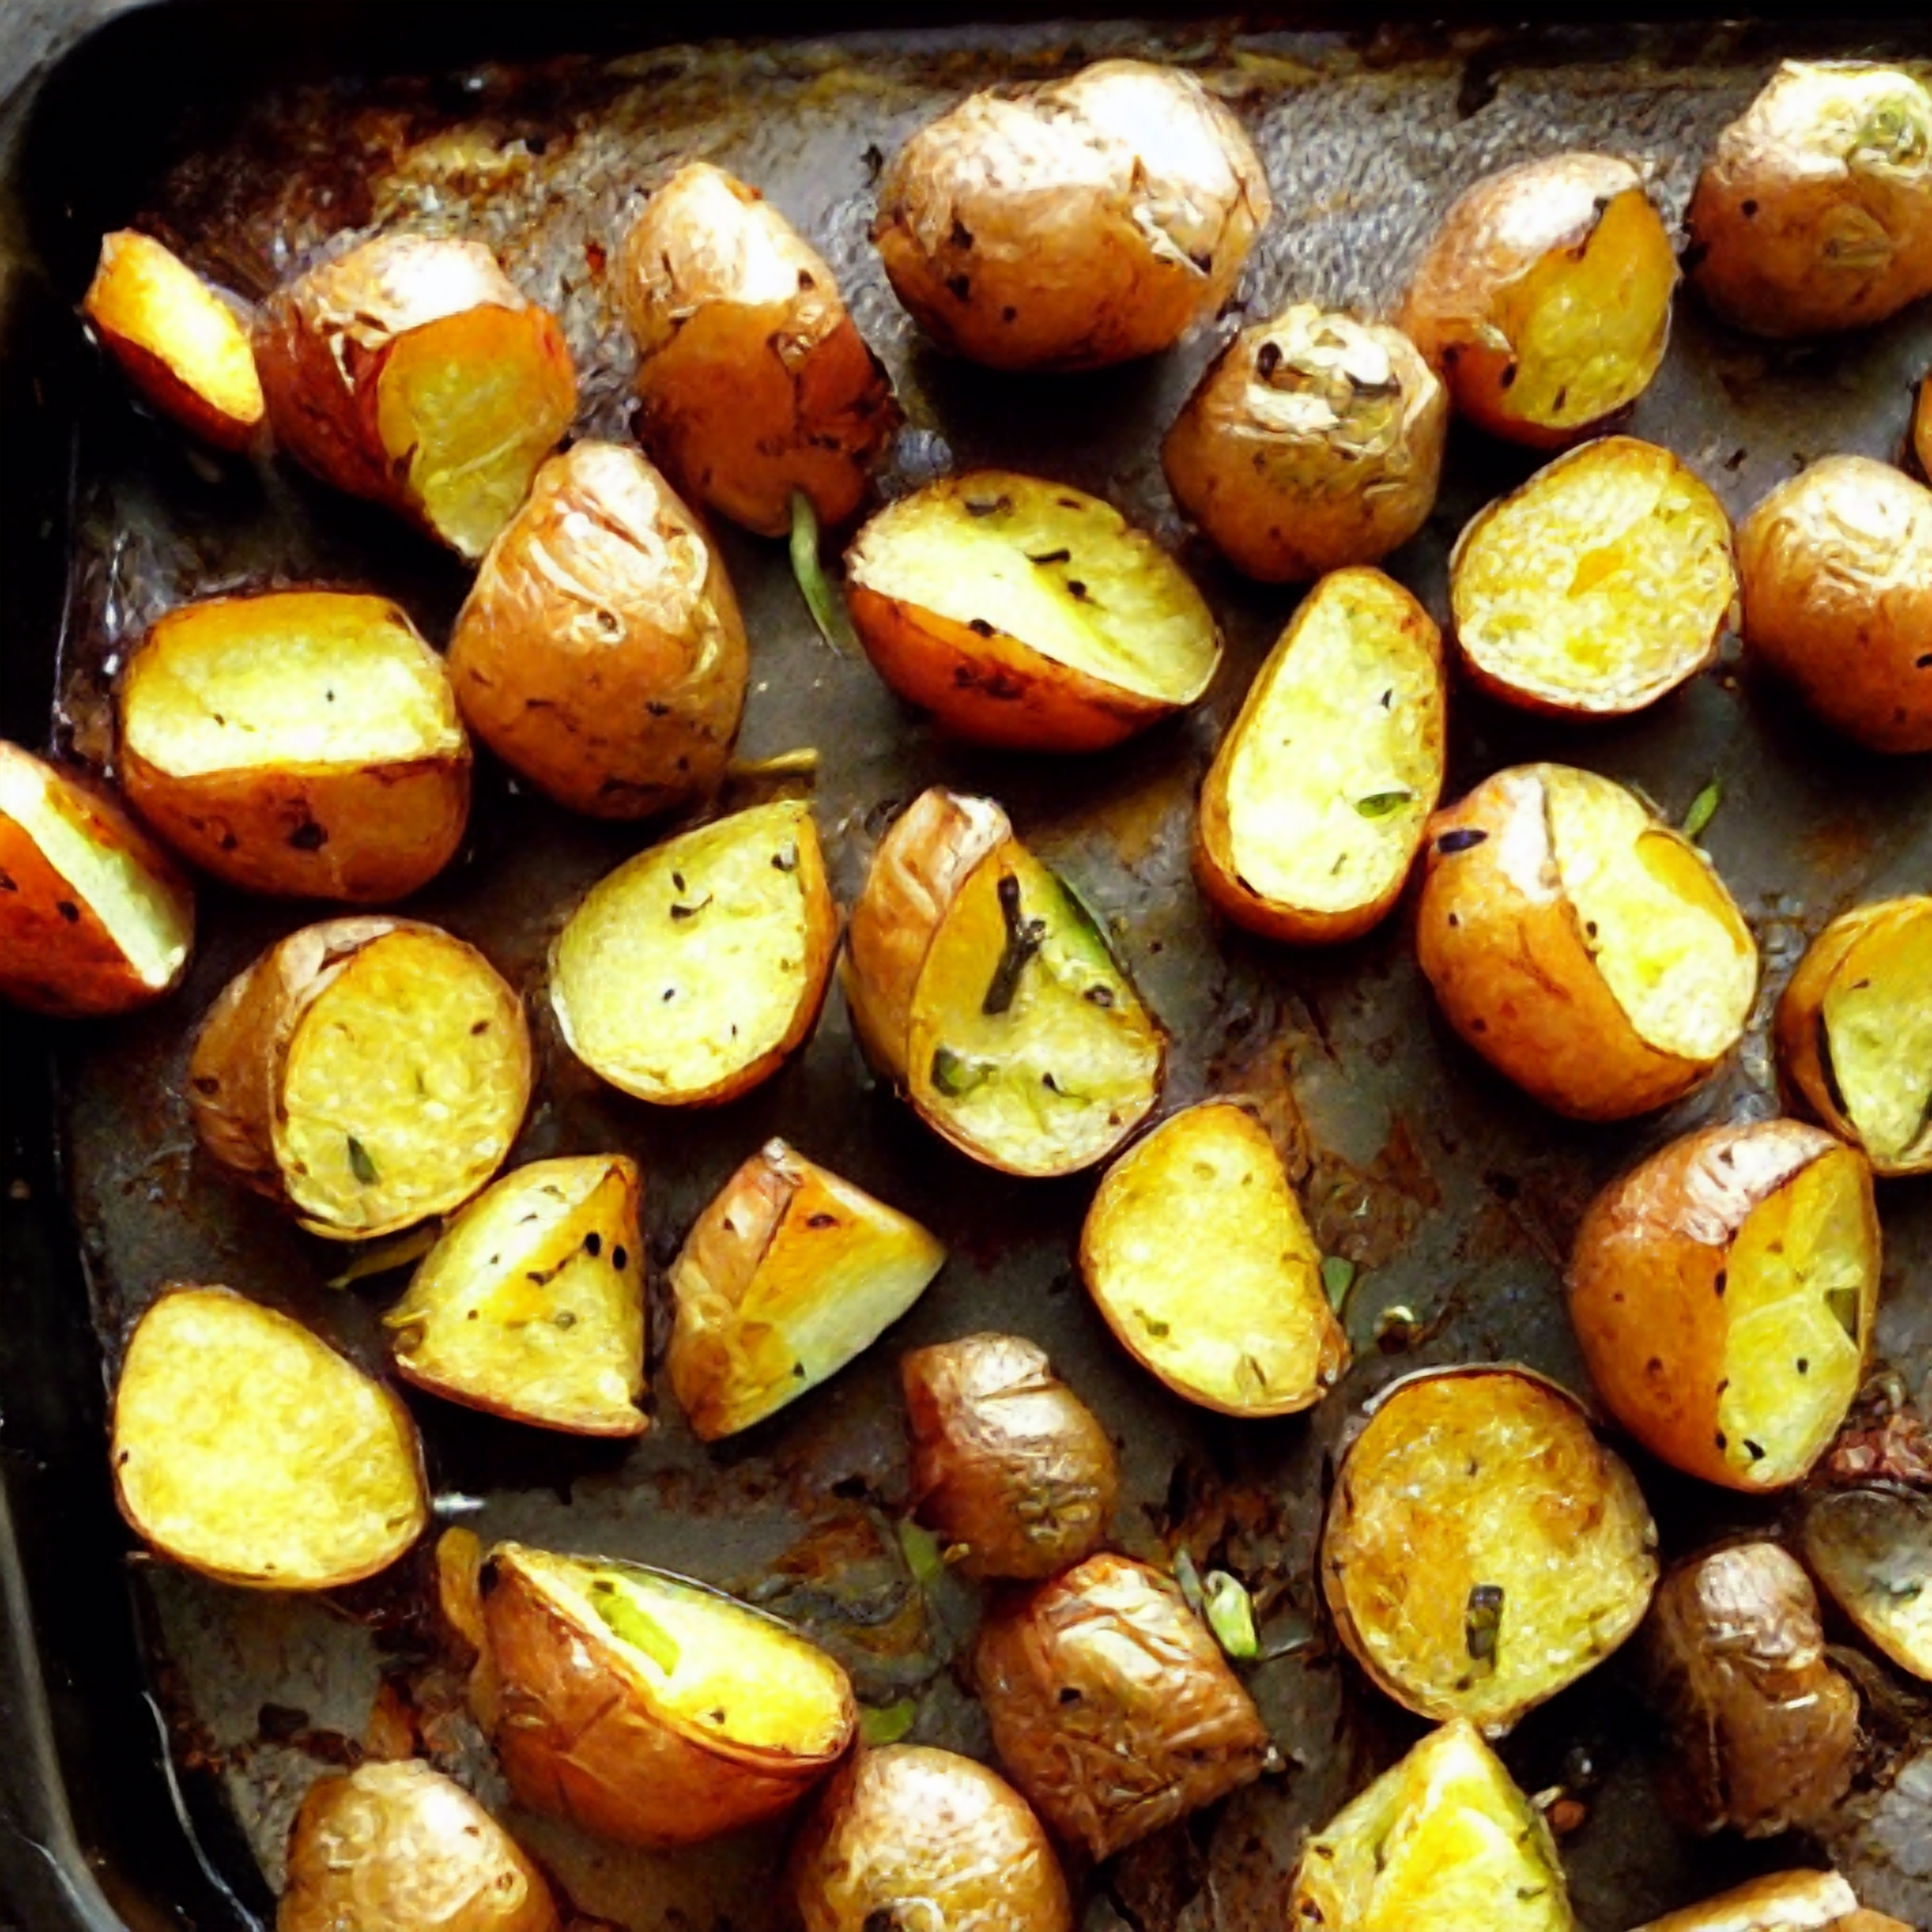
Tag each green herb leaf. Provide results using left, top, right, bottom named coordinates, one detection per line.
left=1135, top=1307, right=1172, bottom=1339
left=346, top=1135, right=379, bottom=1187
left=930, top=1045, right=993, bottom=1098
left=895, top=1519, right=946, bottom=1589
left=587, top=1579, right=681, bottom=1675
left=1356, top=790, right=1413, bottom=820
left=789, top=491, right=859, bottom=658
left=338, top=1223, right=442, bottom=1290
left=1322, top=1256, right=1357, bottom=1311
left=859, top=1697, right=919, bottom=1745
left=1205, top=1571, right=1260, bottom=1659
left=981, top=872, right=1046, bottom=1015
left=1465, top=1583, right=1504, bottom=1674
left=1682, top=779, right=1723, bottom=841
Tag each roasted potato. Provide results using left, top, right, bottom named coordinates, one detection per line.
left=1321, top=1366, right=1658, bottom=1734
left=902, top=1332, right=1117, bottom=1579
left=189, top=916, right=531, bottom=1241
left=1161, top=305, right=1447, bottom=583
left=83, top=229, right=263, bottom=450
left=790, top=1744, right=1073, bottom=1932
left=1415, top=763, right=1758, bottom=1121
left=1288, top=1719, right=1576, bottom=1932
left=974, top=1551, right=1270, bottom=1859
left=254, top=233, right=576, bottom=560
left=1685, top=62, right=1932, bottom=339
left=549, top=798, right=837, bottom=1107
left=1800, top=1484, right=1932, bottom=1683
left=475, top=1540, right=857, bottom=1847
left=874, top=58, right=1271, bottom=373
left=1644, top=1541, right=1857, bottom=1837
left=111, top=1284, right=428, bottom=1590
left=385, top=1155, right=646, bottom=1438
left=279, top=1758, right=560, bottom=1932
left=1449, top=438, right=1737, bottom=717
left=1568, top=1120, right=1881, bottom=1492
left=119, top=591, right=470, bottom=900
left=1737, top=457, right=1932, bottom=754
left=1396, top=153, right=1677, bottom=448
left=842, top=788, right=1164, bottom=1177
left=667, top=1139, right=945, bottom=1441
left=447, top=441, right=747, bottom=819
left=1916, top=372, right=1931, bottom=477
left=1194, top=566, right=1445, bottom=943
left=1080, top=1100, right=1348, bottom=1416
left=0, top=740, right=193, bottom=1016
left=843, top=471, right=1221, bottom=753
left=618, top=162, right=898, bottom=538
left=1634, top=1871, right=1907, bottom=1932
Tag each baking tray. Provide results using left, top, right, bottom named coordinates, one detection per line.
left=3, top=8, right=1931, bottom=1930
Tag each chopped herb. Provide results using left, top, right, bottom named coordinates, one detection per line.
left=346, top=1136, right=379, bottom=1187
left=1027, top=548, right=1072, bottom=566
left=1682, top=778, right=1723, bottom=841
left=1435, top=827, right=1488, bottom=856
left=1356, top=790, right=1413, bottom=820
left=587, top=1580, right=680, bottom=1674
left=1135, top=1307, right=1171, bottom=1339
left=930, top=1045, right=994, bottom=1098
left=981, top=872, right=1046, bottom=1014
left=670, top=894, right=713, bottom=921
left=1322, top=1256, right=1357, bottom=1311
left=1204, top=1572, right=1259, bottom=1659
left=1465, top=1583, right=1504, bottom=1674
left=555, top=1310, right=577, bottom=1330
left=788, top=490, right=858, bottom=657
left=896, top=1519, right=945, bottom=1588
left=339, top=1224, right=441, bottom=1290
left=859, top=1698, right=918, bottom=1745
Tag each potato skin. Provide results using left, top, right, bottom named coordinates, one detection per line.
left=1738, top=456, right=1932, bottom=754
left=903, top=1333, right=1117, bottom=1580
left=1634, top=1870, right=1898, bottom=1932
left=448, top=442, right=748, bottom=818
left=1916, top=375, right=1931, bottom=479
left=874, top=58, right=1271, bottom=372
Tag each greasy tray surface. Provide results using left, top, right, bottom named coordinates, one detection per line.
left=20, top=13, right=1932, bottom=1931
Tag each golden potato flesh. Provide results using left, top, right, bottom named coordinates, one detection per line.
left=1289, top=1719, right=1576, bottom=1932
left=1081, top=1100, right=1348, bottom=1416
left=667, top=1139, right=945, bottom=1441
left=844, top=472, right=1221, bottom=753
left=112, top=1285, right=427, bottom=1590
left=974, top=1552, right=1270, bottom=1859
left=1568, top=1120, right=1880, bottom=1492
left=0, top=741, right=193, bottom=1016
left=549, top=799, right=837, bottom=1107
left=448, top=441, right=747, bottom=818
left=1321, top=1367, right=1657, bottom=1734
left=1450, top=438, right=1736, bottom=716
left=1634, top=1870, right=1891, bottom=1932
left=279, top=1759, right=560, bottom=1932
left=83, top=229, right=263, bottom=450
left=1162, top=306, right=1447, bottom=583
left=1416, top=764, right=1757, bottom=1120
left=1738, top=457, right=1932, bottom=754
left=1397, top=155, right=1676, bottom=448
left=1195, top=566, right=1445, bottom=943
left=120, top=590, right=470, bottom=900
left=1801, top=1485, right=1932, bottom=1683
left=1686, top=62, right=1932, bottom=339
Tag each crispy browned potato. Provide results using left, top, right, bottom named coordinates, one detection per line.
left=0, top=741, right=193, bottom=1016
left=189, top=917, right=531, bottom=1241
left=902, top=1333, right=1117, bottom=1579
left=254, top=234, right=576, bottom=560
left=1396, top=154, right=1677, bottom=447
left=83, top=230, right=263, bottom=450
left=279, top=1759, right=560, bottom=1932
left=1195, top=567, right=1445, bottom=943
left=1738, top=457, right=1932, bottom=753
left=1321, top=1366, right=1657, bottom=1734
left=1416, top=764, right=1758, bottom=1121
left=120, top=591, right=470, bottom=900
left=618, top=162, right=898, bottom=538
left=1634, top=1870, right=1907, bottom=1932
left=1800, top=1484, right=1932, bottom=1683
left=1162, top=306, right=1447, bottom=583
left=975, top=1551, right=1269, bottom=1859
left=1568, top=1120, right=1880, bottom=1492
left=1686, top=62, right=1932, bottom=339
left=790, top=1744, right=1073, bottom=1932
left=874, top=58, right=1271, bottom=372
left=1449, top=438, right=1737, bottom=716
left=447, top=441, right=747, bottom=819
left=112, top=1285, right=428, bottom=1590
left=667, top=1139, right=945, bottom=1441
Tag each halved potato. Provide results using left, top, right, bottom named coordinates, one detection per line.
left=1195, top=566, right=1445, bottom=943
left=1396, top=154, right=1677, bottom=447
left=111, top=1285, right=427, bottom=1590
left=1568, top=1120, right=1880, bottom=1492
left=1288, top=1719, right=1576, bottom=1932
left=1321, top=1366, right=1658, bottom=1734
left=83, top=229, right=263, bottom=450
left=549, top=799, right=837, bottom=1107
left=667, top=1139, right=944, bottom=1441
left=1450, top=438, right=1737, bottom=716
left=1635, top=1871, right=1901, bottom=1932
left=385, top=1155, right=646, bottom=1438
left=1800, top=1484, right=1932, bottom=1683
left=1081, top=1100, right=1348, bottom=1416
left=0, top=741, right=193, bottom=1016
left=254, top=234, right=576, bottom=560
left=188, top=917, right=531, bottom=1241
left=1416, top=763, right=1758, bottom=1120
left=120, top=591, right=470, bottom=900
left=476, top=1540, right=857, bottom=1847
left=844, top=473, right=1221, bottom=752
